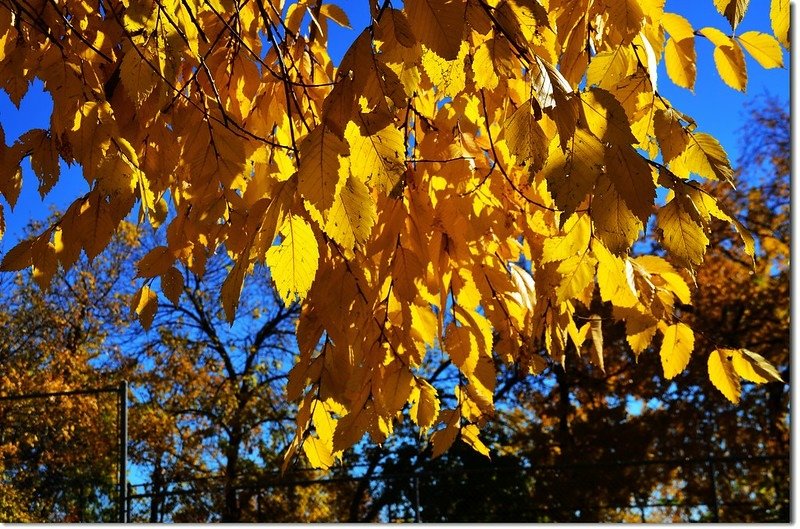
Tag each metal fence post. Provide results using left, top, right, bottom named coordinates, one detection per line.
left=119, top=380, right=128, bottom=523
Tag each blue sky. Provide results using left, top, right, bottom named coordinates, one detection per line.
left=0, top=2, right=789, bottom=253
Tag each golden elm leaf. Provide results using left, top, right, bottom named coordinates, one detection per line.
left=20, top=129, right=60, bottom=198
left=737, top=31, right=785, bottom=69
left=555, top=250, right=597, bottom=304
left=607, top=0, right=646, bottom=44
left=503, top=99, right=547, bottom=173
left=445, top=322, right=478, bottom=377
left=221, top=258, right=247, bottom=323
left=119, top=47, right=159, bottom=108
left=319, top=3, right=350, bottom=28
left=160, top=266, right=184, bottom=306
left=654, top=108, right=690, bottom=163
left=302, top=436, right=334, bottom=470
left=670, top=131, right=734, bottom=184
left=472, top=40, right=500, bottom=90
left=589, top=314, right=604, bottom=372
left=542, top=213, right=591, bottom=264
left=664, top=37, right=697, bottom=90
left=298, top=126, right=349, bottom=226
left=411, top=379, right=439, bottom=430
left=594, top=241, right=638, bottom=308
left=421, top=41, right=468, bottom=99
left=266, top=214, right=320, bottom=306
left=332, top=404, right=372, bottom=452
left=404, top=0, right=465, bottom=60
left=604, top=144, right=655, bottom=222
left=0, top=124, right=24, bottom=207
left=312, top=403, right=338, bottom=452
left=343, top=121, right=405, bottom=194
left=708, top=349, right=741, bottom=403
left=699, top=28, right=748, bottom=91
left=324, top=173, right=377, bottom=253
left=136, top=246, right=175, bottom=278
left=770, top=0, right=790, bottom=48
left=591, top=174, right=644, bottom=255
left=713, top=0, right=750, bottom=30
left=733, top=349, right=784, bottom=383
left=130, top=284, right=158, bottom=330
left=713, top=43, right=748, bottom=91
left=656, top=198, right=709, bottom=270
left=659, top=322, right=694, bottom=379
left=580, top=88, right=638, bottom=146
left=374, top=362, right=414, bottom=416
left=460, top=424, right=490, bottom=458
left=662, top=12, right=695, bottom=41
left=541, top=129, right=604, bottom=219
left=430, top=419, right=460, bottom=458
left=586, top=46, right=635, bottom=89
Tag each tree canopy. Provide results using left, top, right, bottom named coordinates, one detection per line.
left=0, top=0, right=788, bottom=467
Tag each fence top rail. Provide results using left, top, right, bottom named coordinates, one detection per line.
left=0, top=385, right=122, bottom=402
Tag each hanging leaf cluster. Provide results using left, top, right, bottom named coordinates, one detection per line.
left=0, top=0, right=787, bottom=465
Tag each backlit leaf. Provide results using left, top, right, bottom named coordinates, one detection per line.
left=659, top=322, right=694, bottom=379
left=708, top=349, right=741, bottom=403
left=737, top=31, right=784, bottom=69
left=266, top=215, right=319, bottom=306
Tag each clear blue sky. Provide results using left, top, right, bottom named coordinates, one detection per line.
left=0, top=2, right=789, bottom=253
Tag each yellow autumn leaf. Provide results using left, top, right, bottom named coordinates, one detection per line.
left=541, top=129, right=605, bottom=218
left=670, top=132, right=734, bottom=184
left=320, top=3, right=350, bottom=28
left=445, top=322, right=478, bottom=377
left=503, top=99, right=548, bottom=173
left=586, top=47, right=635, bottom=89
left=664, top=37, right=697, bottom=91
left=659, top=322, right=694, bottom=379
left=410, top=379, right=439, bottom=430
left=119, top=47, right=159, bottom=108
left=324, top=173, right=377, bottom=253
left=737, top=31, right=784, bottom=69
left=460, top=424, right=490, bottom=458
left=713, top=0, right=750, bottom=30
left=472, top=40, right=499, bottom=90
left=654, top=108, right=690, bottom=163
left=770, top=0, right=790, bottom=48
left=266, top=214, right=319, bottom=306
left=404, top=0, right=464, bottom=59
left=588, top=314, right=604, bottom=372
left=542, top=214, right=591, bottom=264
left=131, top=284, right=158, bottom=330
left=344, top=121, right=405, bottom=194
left=708, top=349, right=741, bottom=403
left=556, top=251, right=597, bottom=304
left=698, top=28, right=748, bottom=91
left=656, top=198, right=709, bottom=270
left=297, top=126, right=349, bottom=226
left=732, top=349, right=784, bottom=384
left=136, top=246, right=175, bottom=278
left=160, top=266, right=184, bottom=306
left=220, top=259, right=247, bottom=323
left=591, top=174, right=645, bottom=255
left=302, top=436, right=334, bottom=470
left=421, top=41, right=467, bottom=99
left=594, top=241, right=638, bottom=308
left=430, top=423, right=459, bottom=458
left=662, top=13, right=695, bottom=41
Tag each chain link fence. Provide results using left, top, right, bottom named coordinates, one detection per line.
left=124, top=454, right=789, bottom=523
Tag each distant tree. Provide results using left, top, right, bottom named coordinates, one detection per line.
left=0, top=222, right=140, bottom=522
